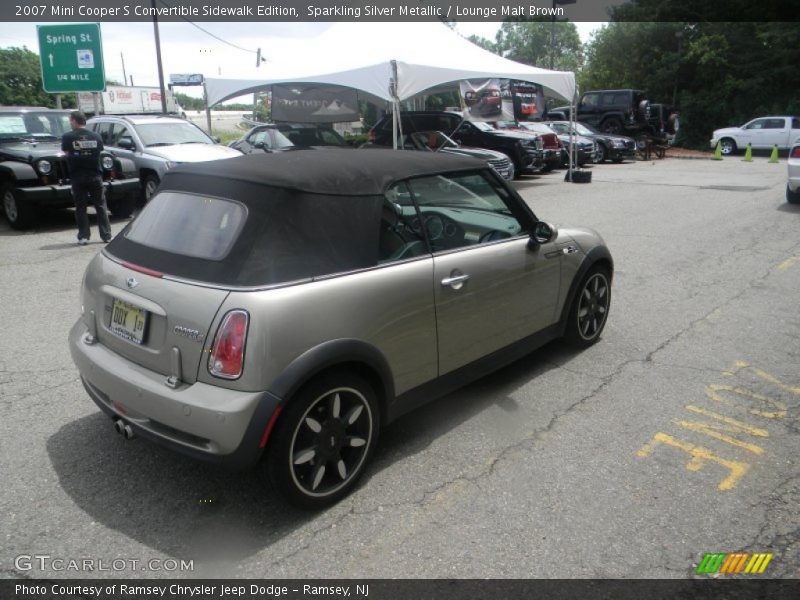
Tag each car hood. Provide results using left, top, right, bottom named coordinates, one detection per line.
left=440, top=146, right=506, bottom=160
left=144, top=144, right=242, bottom=162
left=0, top=140, right=65, bottom=160
left=557, top=134, right=594, bottom=146
left=712, top=126, right=743, bottom=137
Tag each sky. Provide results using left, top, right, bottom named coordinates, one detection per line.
left=0, top=21, right=604, bottom=102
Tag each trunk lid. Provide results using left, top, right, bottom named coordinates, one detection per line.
left=83, top=253, right=229, bottom=384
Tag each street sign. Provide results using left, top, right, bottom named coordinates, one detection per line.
left=169, top=73, right=204, bottom=86
left=37, top=23, right=105, bottom=93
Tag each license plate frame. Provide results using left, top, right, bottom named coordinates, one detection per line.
left=110, top=298, right=148, bottom=345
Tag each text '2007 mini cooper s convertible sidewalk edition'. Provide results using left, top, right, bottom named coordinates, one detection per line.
left=70, top=150, right=613, bottom=508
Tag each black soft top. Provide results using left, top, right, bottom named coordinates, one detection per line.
left=164, top=148, right=487, bottom=196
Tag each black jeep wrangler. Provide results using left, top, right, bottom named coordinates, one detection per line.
left=0, top=107, right=140, bottom=230
left=549, top=89, right=652, bottom=136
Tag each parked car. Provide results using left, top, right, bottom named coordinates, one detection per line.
left=710, top=116, right=800, bottom=156
left=87, top=115, right=242, bottom=202
left=787, top=141, right=800, bottom=204
left=369, top=111, right=544, bottom=176
left=549, top=89, right=651, bottom=136
left=229, top=124, right=301, bottom=154
left=546, top=121, right=636, bottom=163
left=493, top=121, right=562, bottom=171
left=0, top=107, right=139, bottom=229
left=366, top=130, right=514, bottom=180
left=272, top=123, right=348, bottom=147
left=69, top=150, right=613, bottom=508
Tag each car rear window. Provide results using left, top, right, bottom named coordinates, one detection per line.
left=124, top=192, right=246, bottom=260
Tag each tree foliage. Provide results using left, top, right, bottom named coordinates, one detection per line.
left=495, top=20, right=583, bottom=73
left=581, top=21, right=800, bottom=146
left=0, top=46, right=75, bottom=108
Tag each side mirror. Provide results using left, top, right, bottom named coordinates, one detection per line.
left=212, top=136, right=221, bottom=143
left=117, top=136, right=135, bottom=150
left=529, top=221, right=558, bottom=247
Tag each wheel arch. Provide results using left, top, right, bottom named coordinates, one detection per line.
left=558, top=246, right=614, bottom=331
left=0, top=161, right=37, bottom=184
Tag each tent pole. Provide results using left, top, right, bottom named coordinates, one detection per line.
left=568, top=88, right=577, bottom=182
left=391, top=60, right=399, bottom=150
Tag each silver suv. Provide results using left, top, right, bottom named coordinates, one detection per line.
left=69, top=151, right=613, bottom=507
left=87, top=115, right=241, bottom=202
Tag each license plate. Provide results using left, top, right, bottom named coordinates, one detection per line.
left=110, top=298, right=148, bottom=344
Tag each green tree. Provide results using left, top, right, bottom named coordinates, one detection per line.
left=494, top=20, right=583, bottom=72
left=0, top=46, right=72, bottom=107
left=467, top=34, right=496, bottom=53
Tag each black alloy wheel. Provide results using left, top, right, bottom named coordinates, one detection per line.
left=267, top=373, right=379, bottom=508
left=565, top=267, right=611, bottom=347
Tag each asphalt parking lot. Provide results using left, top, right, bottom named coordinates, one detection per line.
left=1, top=156, right=798, bottom=579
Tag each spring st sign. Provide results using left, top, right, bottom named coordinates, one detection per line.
left=37, top=23, right=105, bottom=93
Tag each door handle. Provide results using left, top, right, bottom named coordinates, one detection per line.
left=441, top=273, right=470, bottom=289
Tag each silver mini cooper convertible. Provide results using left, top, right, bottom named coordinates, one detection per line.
left=70, top=150, right=612, bottom=508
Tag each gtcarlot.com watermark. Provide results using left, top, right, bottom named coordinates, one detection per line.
left=14, top=554, right=194, bottom=573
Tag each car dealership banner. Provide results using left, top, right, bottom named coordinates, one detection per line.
left=459, top=79, right=545, bottom=123
left=271, top=84, right=359, bottom=123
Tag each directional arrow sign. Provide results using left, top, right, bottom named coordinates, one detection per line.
left=37, top=23, right=105, bottom=93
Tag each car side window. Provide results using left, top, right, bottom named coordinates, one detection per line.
left=583, top=93, right=600, bottom=107
left=406, top=171, right=528, bottom=253
left=765, top=118, right=785, bottom=129
left=792, top=118, right=800, bottom=129
left=378, top=182, right=429, bottom=264
left=745, top=119, right=767, bottom=130
left=109, top=124, right=131, bottom=146
left=248, top=129, right=271, bottom=148
left=94, top=122, right=113, bottom=145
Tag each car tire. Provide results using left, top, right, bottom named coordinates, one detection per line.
left=503, top=153, right=523, bottom=179
left=564, top=266, right=611, bottom=348
left=720, top=138, right=737, bottom=156
left=1, top=182, right=37, bottom=230
left=595, top=143, right=607, bottom=164
left=108, top=192, right=135, bottom=219
left=600, top=118, right=623, bottom=135
left=142, top=174, right=160, bottom=203
left=787, top=185, right=800, bottom=205
left=266, top=372, right=380, bottom=509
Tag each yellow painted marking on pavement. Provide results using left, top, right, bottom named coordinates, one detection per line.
left=685, top=405, right=769, bottom=436
left=722, top=361, right=800, bottom=395
left=705, top=384, right=787, bottom=419
left=776, top=256, right=800, bottom=271
left=674, top=419, right=765, bottom=455
left=636, top=432, right=750, bottom=491
left=723, top=360, right=749, bottom=377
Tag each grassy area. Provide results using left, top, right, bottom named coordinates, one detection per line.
left=214, top=131, right=242, bottom=146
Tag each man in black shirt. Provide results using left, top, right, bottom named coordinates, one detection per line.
left=62, top=111, right=111, bottom=244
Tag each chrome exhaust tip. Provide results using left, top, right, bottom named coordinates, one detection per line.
left=113, top=419, right=125, bottom=435
left=123, top=424, right=136, bottom=440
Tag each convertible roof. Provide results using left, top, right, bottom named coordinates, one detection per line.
left=165, top=149, right=486, bottom=196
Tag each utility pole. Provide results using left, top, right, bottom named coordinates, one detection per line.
left=120, top=52, right=127, bottom=88
left=151, top=0, right=168, bottom=114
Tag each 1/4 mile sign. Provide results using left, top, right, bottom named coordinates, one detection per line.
left=37, top=23, right=105, bottom=93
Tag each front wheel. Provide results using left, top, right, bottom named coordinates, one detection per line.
left=595, top=143, right=607, bottom=164
left=720, top=138, right=737, bottom=156
left=266, top=373, right=380, bottom=509
left=1, top=182, right=37, bottom=230
left=142, top=174, right=160, bottom=203
left=564, top=266, right=611, bottom=348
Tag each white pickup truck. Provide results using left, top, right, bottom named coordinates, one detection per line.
left=710, top=116, right=800, bottom=155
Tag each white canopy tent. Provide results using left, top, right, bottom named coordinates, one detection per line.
left=205, top=22, right=575, bottom=107
left=203, top=22, right=580, bottom=177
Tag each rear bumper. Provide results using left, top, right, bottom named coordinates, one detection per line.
left=69, top=319, right=279, bottom=469
left=16, top=178, right=140, bottom=208
left=789, top=168, right=800, bottom=192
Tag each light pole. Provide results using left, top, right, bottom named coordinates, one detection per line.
left=151, top=0, right=167, bottom=114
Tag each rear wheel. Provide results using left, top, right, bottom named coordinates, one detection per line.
left=564, top=266, right=611, bottom=348
left=266, top=372, right=380, bottom=509
left=1, top=182, right=37, bottom=230
left=600, top=118, right=623, bottom=135
left=787, top=185, right=800, bottom=205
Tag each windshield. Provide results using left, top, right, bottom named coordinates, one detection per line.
left=409, top=131, right=458, bottom=151
left=135, top=122, right=213, bottom=147
left=0, top=112, right=71, bottom=140
left=471, top=121, right=495, bottom=132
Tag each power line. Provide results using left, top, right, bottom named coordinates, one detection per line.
left=157, top=0, right=259, bottom=55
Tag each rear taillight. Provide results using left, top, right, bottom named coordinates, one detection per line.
left=208, top=310, right=249, bottom=379
left=791, top=147, right=800, bottom=158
